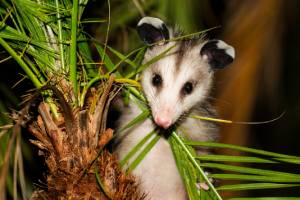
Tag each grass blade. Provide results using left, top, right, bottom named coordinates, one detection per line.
left=95, top=167, right=112, bottom=199
left=126, top=44, right=176, bottom=78
left=201, top=163, right=300, bottom=178
left=55, top=0, right=65, bottom=71
left=0, top=37, right=42, bottom=88
left=126, top=133, right=160, bottom=173
left=95, top=43, right=115, bottom=72
left=217, top=183, right=300, bottom=191
left=170, top=131, right=222, bottom=200
left=196, top=155, right=277, bottom=164
left=115, top=78, right=141, bottom=88
left=169, top=136, right=200, bottom=199
left=230, top=198, right=300, bottom=200
left=70, top=0, right=79, bottom=102
left=120, top=130, right=155, bottom=167
left=275, top=158, right=300, bottom=165
left=210, top=174, right=300, bottom=183
left=106, top=45, right=137, bottom=69
left=185, top=141, right=300, bottom=160
left=118, top=110, right=149, bottom=133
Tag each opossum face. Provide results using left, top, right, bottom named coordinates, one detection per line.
left=137, top=17, right=235, bottom=129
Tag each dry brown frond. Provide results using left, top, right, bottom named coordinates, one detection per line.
left=6, top=75, right=144, bottom=199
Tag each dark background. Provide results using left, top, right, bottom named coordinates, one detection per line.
left=1, top=0, right=300, bottom=198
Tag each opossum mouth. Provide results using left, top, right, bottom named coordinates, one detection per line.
left=152, top=111, right=189, bottom=130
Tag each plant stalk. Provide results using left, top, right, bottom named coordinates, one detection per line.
left=70, top=0, right=79, bottom=104
left=100, top=0, right=111, bottom=66
left=0, top=38, right=60, bottom=118
left=171, top=131, right=222, bottom=200
left=55, top=0, right=65, bottom=71
left=0, top=37, right=42, bottom=88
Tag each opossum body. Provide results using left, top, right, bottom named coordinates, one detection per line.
left=115, top=17, right=235, bottom=200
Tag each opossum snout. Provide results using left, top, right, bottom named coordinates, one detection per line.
left=154, top=116, right=172, bottom=129
left=153, top=107, right=173, bottom=129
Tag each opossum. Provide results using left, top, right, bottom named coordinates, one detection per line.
left=115, top=17, right=235, bottom=200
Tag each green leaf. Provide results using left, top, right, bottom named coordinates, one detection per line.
left=95, top=43, right=115, bottom=72
left=79, top=74, right=109, bottom=107
left=170, top=131, right=222, bottom=200
left=13, top=0, right=55, bottom=66
left=126, top=44, right=176, bottom=78
left=169, top=136, right=200, bottom=199
left=120, top=129, right=155, bottom=167
left=69, top=0, right=79, bottom=102
left=185, top=141, right=300, bottom=160
left=0, top=37, right=42, bottom=88
left=201, top=163, right=300, bottom=178
left=125, top=86, right=146, bottom=102
left=126, top=132, right=160, bottom=173
left=55, top=0, right=66, bottom=71
left=122, top=46, right=147, bottom=78
left=196, top=155, right=277, bottom=164
left=230, top=198, right=300, bottom=200
left=118, top=109, right=150, bottom=133
left=95, top=167, right=112, bottom=199
left=0, top=25, right=55, bottom=54
left=78, top=34, right=97, bottom=77
left=132, top=46, right=147, bottom=66
left=275, top=158, right=300, bottom=165
left=80, top=18, right=107, bottom=23
left=217, top=183, right=300, bottom=191
left=210, top=174, right=300, bottom=183
left=106, top=45, right=137, bottom=69
left=108, top=47, right=145, bottom=75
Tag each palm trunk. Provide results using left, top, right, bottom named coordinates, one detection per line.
left=25, top=77, right=144, bottom=199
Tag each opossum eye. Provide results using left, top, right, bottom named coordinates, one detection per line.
left=152, top=74, right=162, bottom=87
left=181, top=82, right=193, bottom=95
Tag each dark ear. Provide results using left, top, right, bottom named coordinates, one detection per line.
left=137, top=17, right=170, bottom=45
left=200, top=40, right=235, bottom=69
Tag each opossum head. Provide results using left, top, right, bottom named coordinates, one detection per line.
left=137, top=17, right=235, bottom=129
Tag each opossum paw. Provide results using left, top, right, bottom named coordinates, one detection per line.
left=196, top=182, right=210, bottom=191
left=196, top=172, right=214, bottom=191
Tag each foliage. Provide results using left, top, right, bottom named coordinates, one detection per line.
left=0, top=0, right=299, bottom=199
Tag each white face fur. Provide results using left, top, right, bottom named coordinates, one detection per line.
left=137, top=17, right=235, bottom=129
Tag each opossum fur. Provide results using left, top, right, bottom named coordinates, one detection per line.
left=114, top=17, right=235, bottom=200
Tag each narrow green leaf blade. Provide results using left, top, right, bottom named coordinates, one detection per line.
left=230, top=198, right=300, bottom=200
left=127, top=133, right=160, bottom=173
left=217, top=183, right=300, bottom=191
left=185, top=141, right=300, bottom=160
left=118, top=110, right=150, bottom=133
left=120, top=130, right=155, bottom=167
left=210, top=174, right=300, bottom=183
left=196, top=155, right=277, bottom=164
left=201, top=163, right=300, bottom=178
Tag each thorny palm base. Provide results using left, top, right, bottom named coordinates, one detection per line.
left=9, top=77, right=145, bottom=200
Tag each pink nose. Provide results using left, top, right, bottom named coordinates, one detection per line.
left=154, top=116, right=172, bottom=129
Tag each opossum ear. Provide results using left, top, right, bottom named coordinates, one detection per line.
left=137, top=17, right=170, bottom=45
left=200, top=40, right=235, bottom=69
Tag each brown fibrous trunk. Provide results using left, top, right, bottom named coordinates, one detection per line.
left=25, top=76, right=145, bottom=200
